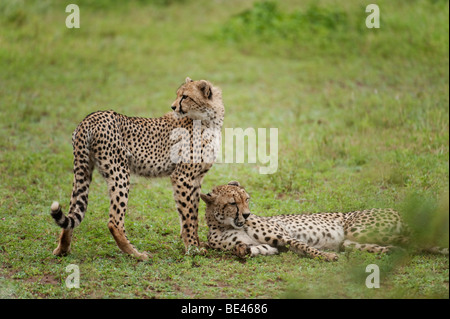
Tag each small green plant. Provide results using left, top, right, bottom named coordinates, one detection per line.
left=401, top=192, right=449, bottom=250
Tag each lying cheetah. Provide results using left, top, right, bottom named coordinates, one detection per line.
left=201, top=181, right=414, bottom=261
left=51, top=78, right=224, bottom=260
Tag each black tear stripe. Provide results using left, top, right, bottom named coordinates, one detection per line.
left=179, top=95, right=187, bottom=114
left=232, top=195, right=239, bottom=220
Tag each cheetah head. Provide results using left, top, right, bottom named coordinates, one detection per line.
left=171, top=77, right=218, bottom=120
left=200, top=181, right=251, bottom=229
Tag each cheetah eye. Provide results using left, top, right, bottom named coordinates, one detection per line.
left=229, top=202, right=237, bottom=206
left=181, top=95, right=188, bottom=99
left=246, top=198, right=250, bottom=202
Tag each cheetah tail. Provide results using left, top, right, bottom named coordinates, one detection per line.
left=51, top=121, right=94, bottom=230
left=420, top=246, right=449, bottom=255
left=50, top=201, right=79, bottom=229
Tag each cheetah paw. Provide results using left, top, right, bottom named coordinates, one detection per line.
left=322, top=252, right=339, bottom=262
left=185, top=245, right=208, bottom=256
left=234, top=243, right=251, bottom=258
left=135, top=251, right=151, bottom=261
left=199, top=241, right=210, bottom=249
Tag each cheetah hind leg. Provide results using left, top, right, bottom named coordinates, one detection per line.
left=342, top=239, right=395, bottom=254
left=106, top=193, right=149, bottom=260
left=108, top=223, right=149, bottom=260
left=102, top=165, right=149, bottom=261
left=53, top=227, right=73, bottom=257
left=283, top=238, right=338, bottom=261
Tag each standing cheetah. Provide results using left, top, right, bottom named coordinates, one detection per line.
left=201, top=181, right=423, bottom=261
left=51, top=78, right=224, bottom=260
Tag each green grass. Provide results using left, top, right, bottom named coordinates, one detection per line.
left=0, top=0, right=448, bottom=299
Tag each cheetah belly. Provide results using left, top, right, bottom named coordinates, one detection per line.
left=128, top=152, right=176, bottom=177
left=120, top=117, right=179, bottom=178
left=125, top=137, right=177, bottom=178
left=274, top=216, right=345, bottom=251
left=297, top=225, right=345, bottom=251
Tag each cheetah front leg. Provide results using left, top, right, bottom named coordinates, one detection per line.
left=234, top=243, right=279, bottom=258
left=207, top=228, right=279, bottom=258
left=246, top=222, right=338, bottom=261
left=170, top=167, right=207, bottom=254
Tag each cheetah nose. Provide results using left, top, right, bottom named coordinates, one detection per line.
left=171, top=105, right=176, bottom=110
left=243, top=213, right=250, bottom=220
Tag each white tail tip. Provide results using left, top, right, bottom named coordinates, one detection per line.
left=51, top=201, right=60, bottom=212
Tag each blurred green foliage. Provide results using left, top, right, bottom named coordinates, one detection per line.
left=218, top=1, right=349, bottom=40
left=213, top=0, right=449, bottom=61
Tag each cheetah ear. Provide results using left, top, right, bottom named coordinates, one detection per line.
left=185, top=77, right=193, bottom=84
left=200, top=193, right=216, bottom=205
left=227, top=181, right=241, bottom=187
left=198, top=80, right=212, bottom=99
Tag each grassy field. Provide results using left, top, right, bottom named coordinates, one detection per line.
left=0, top=0, right=448, bottom=299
